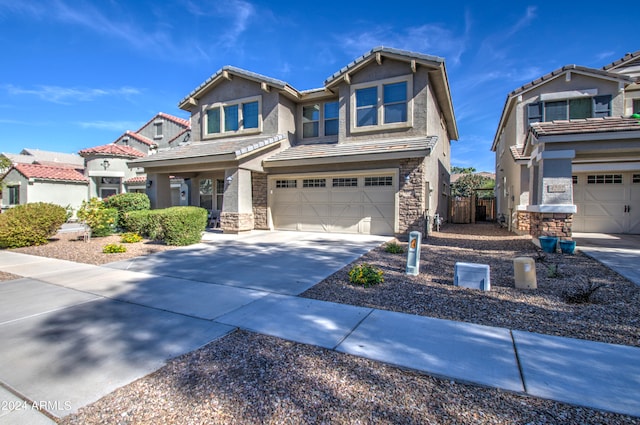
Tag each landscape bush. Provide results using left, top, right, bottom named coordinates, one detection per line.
left=103, top=193, right=150, bottom=228
left=348, top=263, right=384, bottom=287
left=77, top=198, right=118, bottom=237
left=122, top=206, right=207, bottom=246
left=159, top=206, right=208, bottom=246
left=120, top=232, right=143, bottom=243
left=102, top=243, right=127, bottom=253
left=384, top=241, right=405, bottom=254
left=0, top=202, right=67, bottom=248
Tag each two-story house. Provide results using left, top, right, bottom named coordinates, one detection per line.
left=131, top=47, right=458, bottom=236
left=79, top=112, right=191, bottom=202
left=491, top=50, right=640, bottom=239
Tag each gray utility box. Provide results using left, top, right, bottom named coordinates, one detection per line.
left=454, top=262, right=491, bottom=291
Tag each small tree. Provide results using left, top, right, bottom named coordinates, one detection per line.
left=451, top=174, right=495, bottom=198
left=77, top=198, right=118, bottom=237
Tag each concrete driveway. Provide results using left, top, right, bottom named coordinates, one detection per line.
left=0, top=231, right=389, bottom=421
left=573, top=232, right=640, bottom=285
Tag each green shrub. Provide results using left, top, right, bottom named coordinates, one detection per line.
left=103, top=193, right=150, bottom=228
left=0, top=202, right=67, bottom=248
left=159, top=206, right=208, bottom=246
left=122, top=210, right=163, bottom=239
left=120, top=232, right=143, bottom=243
left=102, top=243, right=127, bottom=253
left=348, top=263, right=384, bottom=287
left=384, top=241, right=404, bottom=254
left=77, top=198, right=118, bottom=237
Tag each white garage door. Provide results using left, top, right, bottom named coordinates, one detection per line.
left=270, top=172, right=396, bottom=235
left=572, top=172, right=640, bottom=233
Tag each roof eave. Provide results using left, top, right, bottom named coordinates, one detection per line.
left=264, top=148, right=430, bottom=168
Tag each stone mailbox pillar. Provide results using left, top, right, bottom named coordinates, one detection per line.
left=406, top=231, right=422, bottom=275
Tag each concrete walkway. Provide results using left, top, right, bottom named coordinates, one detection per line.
left=1, top=231, right=639, bottom=423
left=573, top=233, right=640, bottom=285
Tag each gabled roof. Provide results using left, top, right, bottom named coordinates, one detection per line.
left=324, top=46, right=457, bottom=140
left=130, top=134, right=287, bottom=167
left=178, top=66, right=294, bottom=109
left=491, top=65, right=634, bottom=151
left=264, top=136, right=438, bottom=166
left=136, top=112, right=190, bottom=132
left=10, top=163, right=88, bottom=182
left=120, top=130, right=155, bottom=147
left=603, top=50, right=640, bottom=74
left=530, top=116, right=640, bottom=138
left=78, top=143, right=146, bottom=158
left=17, top=148, right=84, bottom=167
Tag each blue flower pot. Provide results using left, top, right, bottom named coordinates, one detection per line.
left=539, top=236, right=558, bottom=253
left=559, top=240, right=576, bottom=254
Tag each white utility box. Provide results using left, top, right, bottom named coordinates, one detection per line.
left=454, top=262, right=491, bottom=291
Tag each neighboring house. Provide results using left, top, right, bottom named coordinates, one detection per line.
left=1, top=163, right=88, bottom=213
left=491, top=50, right=640, bottom=239
left=131, top=47, right=458, bottom=236
left=1, top=149, right=86, bottom=213
left=79, top=112, right=191, bottom=201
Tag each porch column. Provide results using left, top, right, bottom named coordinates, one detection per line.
left=220, top=168, right=254, bottom=233
left=146, top=173, right=172, bottom=209
left=526, top=149, right=576, bottom=240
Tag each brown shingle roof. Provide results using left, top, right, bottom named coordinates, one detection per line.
left=12, top=163, right=88, bottom=182
left=79, top=143, right=146, bottom=158
left=530, top=116, right=640, bottom=137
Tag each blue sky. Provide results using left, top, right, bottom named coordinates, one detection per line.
left=0, top=1, right=637, bottom=172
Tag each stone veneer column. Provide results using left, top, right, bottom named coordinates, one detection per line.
left=529, top=212, right=573, bottom=239
left=398, top=158, right=426, bottom=235
left=516, top=210, right=531, bottom=233
left=251, top=172, right=268, bottom=230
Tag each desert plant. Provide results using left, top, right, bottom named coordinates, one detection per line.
left=349, top=263, right=384, bottom=287
left=0, top=202, right=67, bottom=248
left=102, top=243, right=127, bottom=254
left=103, top=193, right=151, bottom=228
left=546, top=263, right=562, bottom=278
left=384, top=241, right=404, bottom=254
left=563, top=281, right=605, bottom=304
left=77, top=198, right=118, bottom=237
left=120, top=232, right=143, bottom=243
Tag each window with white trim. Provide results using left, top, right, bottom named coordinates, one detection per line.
left=365, top=176, right=393, bottom=186
left=301, top=101, right=339, bottom=139
left=276, top=179, right=297, bottom=188
left=587, top=174, right=622, bottom=184
left=351, top=75, right=412, bottom=132
left=204, top=96, right=261, bottom=137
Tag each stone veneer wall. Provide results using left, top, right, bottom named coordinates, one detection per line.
left=220, top=212, right=254, bottom=233
left=398, top=157, right=426, bottom=235
left=529, top=212, right=572, bottom=239
left=252, top=172, right=269, bottom=230
left=517, top=211, right=530, bottom=233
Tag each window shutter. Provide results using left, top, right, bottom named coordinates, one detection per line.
left=527, top=102, right=542, bottom=126
left=593, top=95, right=612, bottom=118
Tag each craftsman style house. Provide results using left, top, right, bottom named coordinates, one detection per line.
left=491, top=50, right=640, bottom=238
left=131, top=47, right=458, bottom=236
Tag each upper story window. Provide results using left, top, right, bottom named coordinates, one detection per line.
left=8, top=186, right=19, bottom=205
left=527, top=95, right=612, bottom=126
left=302, top=101, right=339, bottom=139
left=204, top=96, right=261, bottom=138
left=351, top=75, right=413, bottom=133
left=154, top=121, right=163, bottom=139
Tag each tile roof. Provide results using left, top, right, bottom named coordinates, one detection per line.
left=79, top=143, right=146, bottom=158
left=509, top=65, right=633, bottom=97
left=130, top=134, right=287, bottom=165
left=135, top=112, right=191, bottom=133
left=11, top=163, right=88, bottom=182
left=530, top=116, right=640, bottom=138
left=603, top=50, right=640, bottom=71
left=510, top=145, right=529, bottom=160
left=264, top=136, right=438, bottom=164
left=16, top=149, right=84, bottom=167
left=125, top=176, right=147, bottom=184
left=121, top=130, right=154, bottom=146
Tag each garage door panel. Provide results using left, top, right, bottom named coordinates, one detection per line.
left=331, top=191, right=362, bottom=203
left=331, top=204, right=361, bottom=218
left=585, top=187, right=625, bottom=202
left=274, top=191, right=300, bottom=202
left=301, top=191, right=331, bottom=203
left=364, top=204, right=394, bottom=218
left=300, top=204, right=330, bottom=217
left=329, top=219, right=361, bottom=234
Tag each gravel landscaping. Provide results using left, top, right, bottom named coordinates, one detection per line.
left=3, top=224, right=640, bottom=424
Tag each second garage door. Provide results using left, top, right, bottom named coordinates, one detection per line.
left=269, top=171, right=397, bottom=235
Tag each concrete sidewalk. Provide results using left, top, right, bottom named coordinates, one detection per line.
left=573, top=233, right=640, bottom=286
left=1, top=234, right=639, bottom=422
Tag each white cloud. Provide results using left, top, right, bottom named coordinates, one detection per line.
left=4, top=84, right=141, bottom=104
left=75, top=120, right=142, bottom=131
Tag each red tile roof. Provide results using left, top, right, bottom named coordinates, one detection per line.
left=125, top=176, right=147, bottom=184
left=79, top=143, right=146, bottom=158
left=122, top=130, right=154, bottom=147
left=530, top=116, right=640, bottom=137
left=12, top=163, right=88, bottom=182
left=135, top=112, right=190, bottom=133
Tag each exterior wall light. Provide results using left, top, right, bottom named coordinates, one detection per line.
left=146, top=180, right=152, bottom=188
